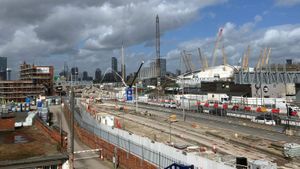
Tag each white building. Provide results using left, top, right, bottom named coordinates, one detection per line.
left=176, top=65, right=238, bottom=85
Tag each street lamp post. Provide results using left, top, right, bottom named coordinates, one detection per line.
left=69, top=87, right=75, bottom=169
left=169, top=121, right=172, bottom=143
left=182, top=80, right=186, bottom=121
left=60, top=102, right=64, bottom=147
left=168, top=114, right=177, bottom=144
left=136, top=82, right=138, bottom=113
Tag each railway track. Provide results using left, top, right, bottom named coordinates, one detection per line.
left=92, top=104, right=290, bottom=165
left=113, top=101, right=300, bottom=143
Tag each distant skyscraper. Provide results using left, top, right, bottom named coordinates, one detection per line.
left=82, top=71, right=88, bottom=81
left=63, top=62, right=69, bottom=78
left=112, top=57, right=118, bottom=82
left=159, top=58, right=166, bottom=77
left=112, top=57, right=118, bottom=73
left=0, top=57, right=7, bottom=80
left=70, top=67, right=79, bottom=81
left=6, top=68, right=11, bottom=80
left=95, top=68, right=102, bottom=82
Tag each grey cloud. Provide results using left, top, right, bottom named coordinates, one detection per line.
left=0, top=0, right=227, bottom=77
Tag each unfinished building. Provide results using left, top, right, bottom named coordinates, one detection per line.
left=20, top=62, right=54, bottom=95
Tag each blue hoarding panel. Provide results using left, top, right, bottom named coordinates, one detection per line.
left=126, top=88, right=133, bottom=101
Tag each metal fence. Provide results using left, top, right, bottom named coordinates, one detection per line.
left=72, top=101, right=184, bottom=168
left=67, top=99, right=234, bottom=169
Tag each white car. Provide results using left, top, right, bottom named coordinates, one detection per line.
left=251, top=115, right=276, bottom=125
left=164, top=102, right=177, bottom=108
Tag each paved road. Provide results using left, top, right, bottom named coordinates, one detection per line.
left=50, top=105, right=113, bottom=169
left=114, top=101, right=300, bottom=144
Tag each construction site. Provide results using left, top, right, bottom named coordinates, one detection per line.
left=0, top=3, right=300, bottom=169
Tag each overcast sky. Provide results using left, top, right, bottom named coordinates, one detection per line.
left=0, top=0, right=299, bottom=78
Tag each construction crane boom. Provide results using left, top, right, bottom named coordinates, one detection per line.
left=211, top=28, right=223, bottom=67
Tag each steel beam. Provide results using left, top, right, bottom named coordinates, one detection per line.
left=234, top=71, right=300, bottom=84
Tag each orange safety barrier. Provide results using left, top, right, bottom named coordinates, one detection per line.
left=213, top=103, right=218, bottom=108
left=256, top=107, right=262, bottom=112
left=291, top=111, right=298, bottom=116
left=232, top=105, right=239, bottom=110
left=223, top=104, right=228, bottom=110
left=272, top=108, right=280, bottom=114
left=261, top=107, right=267, bottom=112
left=244, top=106, right=251, bottom=111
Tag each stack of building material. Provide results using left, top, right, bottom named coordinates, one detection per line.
left=283, top=143, right=300, bottom=158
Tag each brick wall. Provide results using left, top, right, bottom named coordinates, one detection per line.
left=64, top=104, right=157, bottom=169
left=34, top=117, right=68, bottom=150
left=0, top=116, right=15, bottom=131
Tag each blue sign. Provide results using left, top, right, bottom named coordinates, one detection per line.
left=37, top=101, right=43, bottom=108
left=126, top=88, right=133, bottom=101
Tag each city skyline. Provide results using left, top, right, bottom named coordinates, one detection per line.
left=0, top=0, right=299, bottom=79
